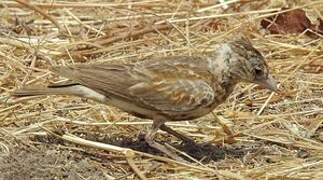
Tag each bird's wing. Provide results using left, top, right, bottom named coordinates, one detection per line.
left=128, top=79, right=215, bottom=112
left=51, top=63, right=138, bottom=101
left=51, top=56, right=216, bottom=112
left=47, top=79, right=79, bottom=88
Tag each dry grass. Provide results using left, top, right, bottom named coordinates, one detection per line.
left=0, top=0, right=323, bottom=179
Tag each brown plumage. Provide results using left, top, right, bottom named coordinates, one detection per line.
left=12, top=38, right=277, bottom=160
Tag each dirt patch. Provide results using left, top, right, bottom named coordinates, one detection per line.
left=0, top=145, right=108, bottom=179
left=0, top=133, right=136, bottom=180
left=0, top=133, right=264, bottom=179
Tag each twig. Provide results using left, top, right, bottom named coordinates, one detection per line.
left=54, top=132, right=216, bottom=172
left=55, top=116, right=221, bottom=130
left=70, top=23, right=173, bottom=56
left=125, top=152, right=147, bottom=180
left=256, top=90, right=277, bottom=116
left=196, top=0, right=240, bottom=12
left=3, top=1, right=164, bottom=8
left=14, top=0, right=64, bottom=33
left=64, top=9, right=106, bottom=36
left=91, top=24, right=172, bottom=45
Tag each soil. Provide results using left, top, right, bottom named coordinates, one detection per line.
left=0, top=132, right=262, bottom=179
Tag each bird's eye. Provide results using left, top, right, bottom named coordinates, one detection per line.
left=255, top=68, right=263, bottom=76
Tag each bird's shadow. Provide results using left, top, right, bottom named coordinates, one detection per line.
left=34, top=132, right=259, bottom=163
left=95, top=133, right=256, bottom=163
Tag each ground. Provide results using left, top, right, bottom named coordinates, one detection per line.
left=0, top=0, right=322, bottom=179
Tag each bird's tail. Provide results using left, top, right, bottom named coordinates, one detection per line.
left=11, top=85, right=107, bottom=104
left=11, top=86, right=78, bottom=97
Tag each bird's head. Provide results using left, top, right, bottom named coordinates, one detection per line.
left=217, top=37, right=278, bottom=91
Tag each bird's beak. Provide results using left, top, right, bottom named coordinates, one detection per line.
left=255, top=75, right=278, bottom=92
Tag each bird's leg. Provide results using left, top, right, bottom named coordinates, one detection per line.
left=160, top=124, right=195, bottom=144
left=145, top=120, right=184, bottom=161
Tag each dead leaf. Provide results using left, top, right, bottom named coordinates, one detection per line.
left=261, top=8, right=322, bottom=38
left=261, top=9, right=311, bottom=34
left=318, top=18, right=323, bottom=34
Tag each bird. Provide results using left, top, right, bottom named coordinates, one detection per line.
left=11, top=37, right=277, bottom=161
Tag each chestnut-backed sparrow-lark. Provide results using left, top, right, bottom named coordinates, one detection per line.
left=12, top=38, right=277, bottom=160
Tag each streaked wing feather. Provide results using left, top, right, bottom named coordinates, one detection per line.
left=47, top=79, right=79, bottom=88
left=129, top=79, right=215, bottom=112
left=51, top=57, right=215, bottom=113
